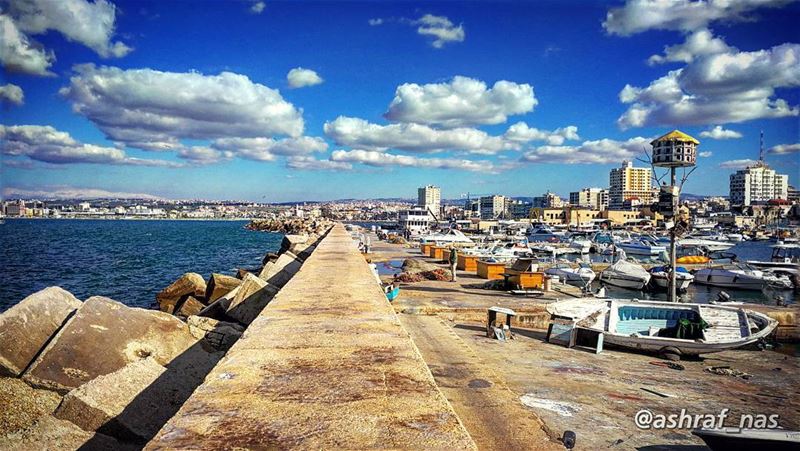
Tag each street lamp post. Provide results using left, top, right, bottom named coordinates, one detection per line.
left=649, top=130, right=699, bottom=303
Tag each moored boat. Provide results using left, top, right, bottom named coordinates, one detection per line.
left=545, top=263, right=596, bottom=287
left=599, top=258, right=651, bottom=290
left=616, top=239, right=666, bottom=256
left=694, top=264, right=793, bottom=290
left=692, top=428, right=800, bottom=451
left=547, top=298, right=778, bottom=357
left=648, top=266, right=694, bottom=291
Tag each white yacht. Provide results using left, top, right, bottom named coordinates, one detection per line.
left=599, top=259, right=651, bottom=290
left=694, top=264, right=793, bottom=290
left=526, top=225, right=566, bottom=242
left=545, top=263, right=596, bottom=287
left=616, top=238, right=667, bottom=256
left=679, top=237, right=736, bottom=252
left=419, top=228, right=473, bottom=245
left=747, top=243, right=800, bottom=269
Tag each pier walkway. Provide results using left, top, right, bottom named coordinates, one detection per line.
left=146, top=224, right=475, bottom=449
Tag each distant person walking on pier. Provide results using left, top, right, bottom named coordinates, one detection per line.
left=449, top=247, right=458, bottom=282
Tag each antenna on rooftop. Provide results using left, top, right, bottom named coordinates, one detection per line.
left=759, top=130, right=765, bottom=165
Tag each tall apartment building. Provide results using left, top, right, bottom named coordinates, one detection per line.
left=569, top=187, right=609, bottom=210
left=729, top=164, right=789, bottom=206
left=533, top=192, right=563, bottom=208
left=609, top=161, right=653, bottom=210
left=417, top=185, right=441, bottom=215
left=479, top=195, right=509, bottom=219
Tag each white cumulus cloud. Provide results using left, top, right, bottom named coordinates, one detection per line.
left=618, top=43, right=800, bottom=129
left=414, top=14, right=464, bottom=48
left=285, top=155, right=352, bottom=171
left=0, top=124, right=182, bottom=167
left=520, top=137, right=651, bottom=164
left=5, top=0, right=131, bottom=58
left=504, top=122, right=580, bottom=145
left=699, top=151, right=713, bottom=157
left=0, top=83, right=25, bottom=106
left=647, top=28, right=731, bottom=65
left=700, top=125, right=743, bottom=139
left=603, top=0, right=792, bottom=36
left=719, top=159, right=759, bottom=169
left=330, top=149, right=501, bottom=173
left=0, top=14, right=55, bottom=75
left=384, top=76, right=536, bottom=128
left=286, top=67, right=324, bottom=89
left=768, top=143, right=800, bottom=154
left=324, top=116, right=510, bottom=155
left=249, top=1, right=265, bottom=14
left=59, top=64, right=305, bottom=150
left=211, top=136, right=328, bottom=161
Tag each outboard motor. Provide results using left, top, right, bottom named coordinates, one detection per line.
left=716, top=291, right=731, bottom=303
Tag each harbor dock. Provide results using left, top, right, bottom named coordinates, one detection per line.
left=368, top=231, right=800, bottom=449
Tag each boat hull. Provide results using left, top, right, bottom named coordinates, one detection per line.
left=599, top=273, right=648, bottom=290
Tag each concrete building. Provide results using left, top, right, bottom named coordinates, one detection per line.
left=417, top=185, right=441, bottom=215
left=532, top=206, right=658, bottom=226
left=569, top=188, right=609, bottom=210
left=609, top=161, right=653, bottom=210
left=788, top=185, right=799, bottom=203
left=479, top=195, right=509, bottom=219
left=532, top=192, right=564, bottom=209
left=509, top=200, right=532, bottom=219
left=729, top=164, right=789, bottom=206
left=399, top=207, right=435, bottom=235
left=4, top=200, right=26, bottom=217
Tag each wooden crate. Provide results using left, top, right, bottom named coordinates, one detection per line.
left=420, top=243, right=433, bottom=256
left=476, top=260, right=506, bottom=280
left=508, top=271, right=545, bottom=289
left=457, top=254, right=478, bottom=272
left=430, top=246, right=447, bottom=261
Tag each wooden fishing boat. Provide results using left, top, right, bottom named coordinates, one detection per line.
left=546, top=299, right=777, bottom=357
left=693, top=428, right=800, bottom=450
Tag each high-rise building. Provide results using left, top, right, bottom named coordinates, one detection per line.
left=569, top=188, right=609, bottom=210
left=417, top=185, right=441, bottom=215
left=729, top=164, right=789, bottom=206
left=479, top=195, right=509, bottom=219
left=609, top=161, right=653, bottom=210
left=533, top=192, right=563, bottom=209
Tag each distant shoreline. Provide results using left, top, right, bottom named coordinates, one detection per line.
left=1, top=217, right=257, bottom=222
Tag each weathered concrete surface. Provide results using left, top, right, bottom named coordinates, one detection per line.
left=0, top=415, right=131, bottom=451
left=0, top=377, right=61, bottom=436
left=146, top=224, right=476, bottom=450
left=399, top=315, right=559, bottom=450
left=204, top=273, right=242, bottom=303
left=23, top=296, right=199, bottom=394
left=0, top=287, right=81, bottom=377
left=54, top=358, right=166, bottom=438
left=225, top=273, right=279, bottom=325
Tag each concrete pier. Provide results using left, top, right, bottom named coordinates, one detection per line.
left=146, top=224, right=475, bottom=449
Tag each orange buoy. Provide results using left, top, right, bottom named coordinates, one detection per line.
left=676, top=255, right=710, bottom=264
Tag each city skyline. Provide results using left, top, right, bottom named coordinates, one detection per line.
left=2, top=0, right=799, bottom=202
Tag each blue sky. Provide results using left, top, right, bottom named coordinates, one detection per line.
left=1, top=0, right=798, bottom=202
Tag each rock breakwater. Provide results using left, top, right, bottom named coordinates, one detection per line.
left=0, top=225, right=332, bottom=449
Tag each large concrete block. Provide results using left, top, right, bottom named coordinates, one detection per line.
left=155, top=273, right=206, bottom=314
left=175, top=296, right=204, bottom=318
left=0, top=415, right=132, bottom=451
left=54, top=358, right=166, bottom=439
left=23, top=296, right=198, bottom=394
left=279, top=234, right=308, bottom=254
left=258, top=251, right=303, bottom=288
left=225, top=274, right=279, bottom=325
left=187, top=315, right=244, bottom=350
left=0, top=287, right=82, bottom=377
left=204, top=273, right=242, bottom=303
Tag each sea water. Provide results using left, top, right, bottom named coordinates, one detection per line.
left=0, top=219, right=282, bottom=312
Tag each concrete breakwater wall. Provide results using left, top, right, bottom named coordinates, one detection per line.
left=145, top=223, right=476, bottom=449
left=0, top=220, right=332, bottom=449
